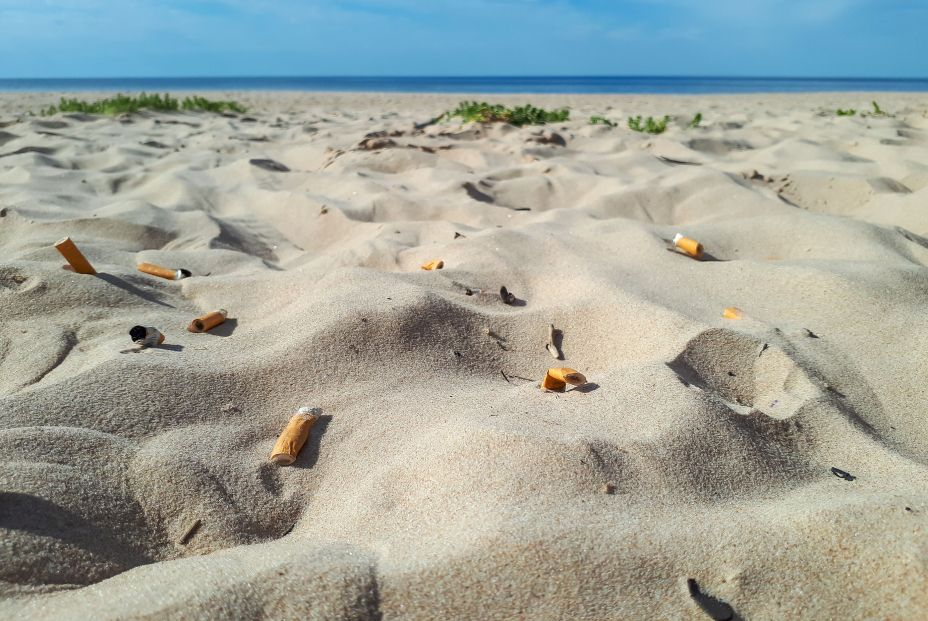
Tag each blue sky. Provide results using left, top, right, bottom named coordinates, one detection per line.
left=0, top=0, right=924, bottom=78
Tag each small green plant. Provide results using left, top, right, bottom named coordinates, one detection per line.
left=589, top=115, right=616, bottom=127
left=688, top=112, right=703, bottom=128
left=38, top=92, right=246, bottom=116
left=444, top=101, right=569, bottom=126
left=836, top=108, right=856, bottom=116
left=181, top=95, right=246, bottom=114
left=628, top=115, right=669, bottom=134
left=871, top=100, right=885, bottom=116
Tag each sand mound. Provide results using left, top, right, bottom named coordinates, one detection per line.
left=1, top=91, right=927, bottom=619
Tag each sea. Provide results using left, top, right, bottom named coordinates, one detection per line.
left=0, top=76, right=926, bottom=94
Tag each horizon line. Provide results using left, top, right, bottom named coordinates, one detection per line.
left=2, top=75, right=927, bottom=81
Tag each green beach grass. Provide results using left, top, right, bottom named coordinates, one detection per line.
left=39, top=93, right=246, bottom=116
left=443, top=101, right=569, bottom=126
left=628, top=115, right=670, bottom=134
left=589, top=115, right=617, bottom=127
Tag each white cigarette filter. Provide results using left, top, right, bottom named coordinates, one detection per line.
left=129, top=325, right=165, bottom=347
left=270, top=407, right=320, bottom=466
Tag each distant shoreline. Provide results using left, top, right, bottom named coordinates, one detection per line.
left=2, top=75, right=928, bottom=94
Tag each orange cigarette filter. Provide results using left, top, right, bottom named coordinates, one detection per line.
left=54, top=237, right=96, bottom=274
left=421, top=259, right=444, bottom=271
left=672, top=233, right=704, bottom=260
left=722, top=307, right=744, bottom=320
left=187, top=309, right=227, bottom=333
left=541, top=367, right=587, bottom=392
left=270, top=407, right=319, bottom=466
left=137, top=262, right=191, bottom=281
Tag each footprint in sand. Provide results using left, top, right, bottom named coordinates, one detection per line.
left=668, top=328, right=822, bottom=419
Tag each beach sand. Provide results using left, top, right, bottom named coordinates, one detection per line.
left=0, top=91, right=927, bottom=619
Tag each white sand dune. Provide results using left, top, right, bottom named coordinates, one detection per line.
left=0, top=91, right=927, bottom=619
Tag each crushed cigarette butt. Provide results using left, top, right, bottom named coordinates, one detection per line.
left=722, top=307, right=743, bottom=320
left=541, top=367, right=587, bottom=392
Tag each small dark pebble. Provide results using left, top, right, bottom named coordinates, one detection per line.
left=0, top=207, right=6, bottom=217
left=453, top=351, right=462, bottom=358
left=687, top=579, right=735, bottom=621
left=500, top=285, right=516, bottom=305
left=905, top=507, right=912, bottom=512
left=805, top=328, right=820, bottom=338
left=831, top=467, right=855, bottom=481
left=454, top=232, right=465, bottom=239
left=249, top=158, right=290, bottom=172
left=727, top=371, right=736, bottom=377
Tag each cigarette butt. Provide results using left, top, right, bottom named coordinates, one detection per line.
left=187, top=309, right=228, bottom=333
left=54, top=237, right=96, bottom=274
left=672, top=233, right=704, bottom=259
left=421, top=259, right=444, bottom=271
left=549, top=367, right=587, bottom=386
left=129, top=325, right=165, bottom=347
left=270, top=407, right=320, bottom=466
left=541, top=372, right=567, bottom=391
left=138, top=262, right=191, bottom=281
left=541, top=368, right=587, bottom=392
left=722, top=307, right=743, bottom=320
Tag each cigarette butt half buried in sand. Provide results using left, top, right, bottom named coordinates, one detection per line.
left=130, top=325, right=165, bottom=348
left=722, top=307, right=744, bottom=320
left=270, top=407, right=320, bottom=466
left=137, top=262, right=191, bottom=281
left=187, top=309, right=227, bottom=333
left=421, top=259, right=444, bottom=271
left=54, top=237, right=96, bottom=274
left=541, top=367, right=587, bottom=392
left=672, top=233, right=704, bottom=260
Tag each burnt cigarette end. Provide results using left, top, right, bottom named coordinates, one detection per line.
left=179, top=268, right=192, bottom=279
left=129, top=325, right=148, bottom=342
